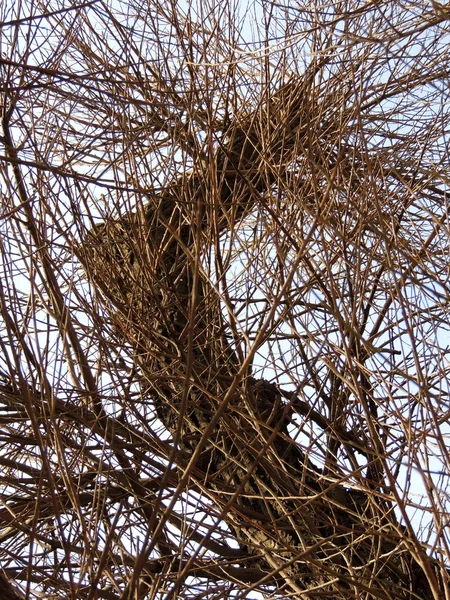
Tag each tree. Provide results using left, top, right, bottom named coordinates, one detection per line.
left=1, top=1, right=450, bottom=598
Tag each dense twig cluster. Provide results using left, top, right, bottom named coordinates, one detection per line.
left=1, top=1, right=450, bottom=599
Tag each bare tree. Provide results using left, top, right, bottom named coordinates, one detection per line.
left=1, top=1, right=450, bottom=598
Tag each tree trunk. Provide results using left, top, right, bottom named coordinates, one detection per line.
left=81, top=79, right=446, bottom=600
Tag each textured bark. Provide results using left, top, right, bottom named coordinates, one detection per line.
left=80, top=79, right=447, bottom=599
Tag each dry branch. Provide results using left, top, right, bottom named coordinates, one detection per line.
left=1, top=2, right=450, bottom=599
left=79, top=76, right=447, bottom=599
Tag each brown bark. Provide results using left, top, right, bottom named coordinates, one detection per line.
left=0, top=572, right=25, bottom=600
left=80, top=78, right=446, bottom=599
